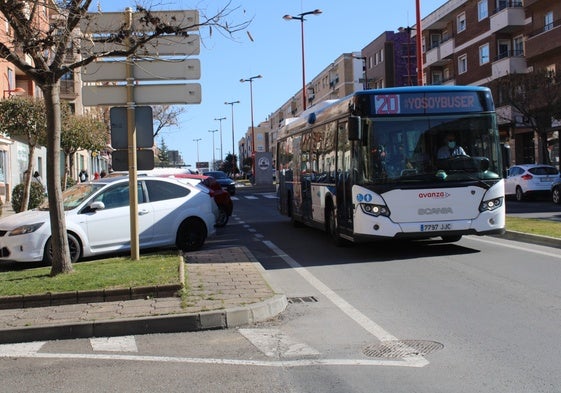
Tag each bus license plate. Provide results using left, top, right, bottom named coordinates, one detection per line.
left=420, top=223, right=452, bottom=232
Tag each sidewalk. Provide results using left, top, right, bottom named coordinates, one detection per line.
left=0, top=246, right=287, bottom=344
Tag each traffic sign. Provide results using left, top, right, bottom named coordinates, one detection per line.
left=80, top=10, right=199, bottom=33
left=82, top=84, right=202, bottom=106
left=112, top=149, right=155, bottom=171
left=110, top=106, right=154, bottom=149
left=82, top=59, right=200, bottom=82
left=80, top=34, right=200, bottom=57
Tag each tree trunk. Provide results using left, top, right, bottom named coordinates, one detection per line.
left=42, top=83, right=73, bottom=275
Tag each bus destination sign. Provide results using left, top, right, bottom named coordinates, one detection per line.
left=373, top=92, right=486, bottom=115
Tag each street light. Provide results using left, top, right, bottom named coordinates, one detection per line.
left=224, top=100, right=240, bottom=175
left=193, top=138, right=202, bottom=163
left=352, top=55, right=368, bottom=90
left=214, top=116, right=226, bottom=161
left=283, top=9, right=322, bottom=111
left=240, top=74, right=262, bottom=181
left=208, top=130, right=218, bottom=170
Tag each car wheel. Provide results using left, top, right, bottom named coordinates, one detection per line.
left=214, top=206, right=229, bottom=227
left=515, top=186, right=524, bottom=201
left=553, top=187, right=561, bottom=204
left=176, top=217, right=207, bottom=252
left=43, top=233, right=81, bottom=265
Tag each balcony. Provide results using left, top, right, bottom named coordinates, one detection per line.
left=491, top=51, right=527, bottom=80
left=526, top=21, right=561, bottom=59
left=490, top=2, right=525, bottom=34
left=424, top=37, right=454, bottom=67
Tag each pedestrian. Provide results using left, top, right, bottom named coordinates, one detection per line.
left=100, top=170, right=107, bottom=178
left=32, top=171, right=43, bottom=185
left=94, top=172, right=100, bottom=180
left=79, top=169, right=89, bottom=182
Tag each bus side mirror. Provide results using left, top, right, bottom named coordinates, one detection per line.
left=348, top=116, right=361, bottom=141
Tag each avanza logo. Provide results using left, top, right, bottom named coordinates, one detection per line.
left=418, top=191, right=451, bottom=199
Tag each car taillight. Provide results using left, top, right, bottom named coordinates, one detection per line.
left=521, top=174, right=533, bottom=181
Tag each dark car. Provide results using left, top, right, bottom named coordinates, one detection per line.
left=205, top=171, right=236, bottom=195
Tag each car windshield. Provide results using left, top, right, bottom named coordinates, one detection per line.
left=38, top=183, right=107, bottom=211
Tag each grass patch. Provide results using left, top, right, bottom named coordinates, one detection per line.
left=506, top=216, right=561, bottom=238
left=0, top=251, right=183, bottom=297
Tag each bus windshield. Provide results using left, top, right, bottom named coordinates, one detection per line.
left=360, top=113, right=502, bottom=186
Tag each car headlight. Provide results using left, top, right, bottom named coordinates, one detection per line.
left=9, top=222, right=45, bottom=236
left=479, top=197, right=503, bottom=212
left=360, top=203, right=390, bottom=217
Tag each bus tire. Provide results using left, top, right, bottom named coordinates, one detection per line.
left=287, top=193, right=303, bottom=227
left=326, top=204, right=345, bottom=246
left=441, top=235, right=462, bottom=243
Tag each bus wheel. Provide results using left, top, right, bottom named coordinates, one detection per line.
left=288, top=194, right=303, bottom=227
left=441, top=235, right=462, bottom=243
left=326, top=205, right=345, bottom=246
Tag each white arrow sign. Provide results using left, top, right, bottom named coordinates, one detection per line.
left=82, top=84, right=202, bottom=106
left=80, top=10, right=199, bottom=33
left=82, top=59, right=200, bottom=81
left=80, top=35, right=200, bottom=57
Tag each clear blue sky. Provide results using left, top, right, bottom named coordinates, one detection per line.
left=93, top=0, right=446, bottom=168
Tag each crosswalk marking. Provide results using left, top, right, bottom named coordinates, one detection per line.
left=231, top=193, right=278, bottom=201
left=90, top=336, right=138, bottom=352
left=239, top=328, right=320, bottom=358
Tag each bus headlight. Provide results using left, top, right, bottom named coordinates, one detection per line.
left=479, top=197, right=503, bottom=212
left=360, top=203, right=390, bottom=217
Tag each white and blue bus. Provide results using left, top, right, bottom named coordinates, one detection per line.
left=276, top=85, right=505, bottom=245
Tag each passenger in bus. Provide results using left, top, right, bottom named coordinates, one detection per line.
left=437, top=133, right=467, bottom=159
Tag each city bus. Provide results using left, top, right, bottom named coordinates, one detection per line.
left=276, top=85, right=505, bottom=245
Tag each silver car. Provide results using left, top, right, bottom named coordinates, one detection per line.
left=505, top=164, right=559, bottom=201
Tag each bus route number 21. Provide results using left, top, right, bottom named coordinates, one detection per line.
left=375, top=94, right=400, bottom=114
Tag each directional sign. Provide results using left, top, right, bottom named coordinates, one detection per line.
left=80, top=34, right=200, bottom=57
left=82, top=84, right=201, bottom=106
left=82, top=59, right=200, bottom=82
left=80, top=10, right=199, bottom=33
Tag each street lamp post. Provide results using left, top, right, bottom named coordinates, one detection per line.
left=208, top=130, right=218, bottom=170
left=193, top=138, right=202, bottom=163
left=283, top=9, right=322, bottom=111
left=224, top=100, right=240, bottom=175
left=240, top=74, right=262, bottom=181
left=214, top=116, right=226, bottom=162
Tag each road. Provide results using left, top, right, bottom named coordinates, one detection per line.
left=1, top=187, right=561, bottom=392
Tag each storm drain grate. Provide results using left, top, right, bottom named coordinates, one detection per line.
left=363, top=340, right=444, bottom=359
left=287, top=296, right=318, bottom=304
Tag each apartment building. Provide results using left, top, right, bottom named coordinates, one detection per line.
left=420, top=0, right=560, bottom=166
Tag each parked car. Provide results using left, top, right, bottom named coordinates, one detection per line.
left=551, top=177, right=561, bottom=204
left=158, top=173, right=233, bottom=227
left=205, top=171, right=237, bottom=195
left=504, top=164, right=559, bottom=201
left=0, top=176, right=217, bottom=263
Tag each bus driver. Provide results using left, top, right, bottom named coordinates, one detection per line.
left=437, top=133, right=467, bottom=159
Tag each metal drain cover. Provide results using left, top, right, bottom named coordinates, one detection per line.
left=363, top=340, right=444, bottom=359
left=287, top=296, right=318, bottom=304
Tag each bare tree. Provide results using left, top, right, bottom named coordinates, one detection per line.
left=0, top=1, right=250, bottom=275
left=152, top=105, right=186, bottom=138
left=491, top=69, right=561, bottom=164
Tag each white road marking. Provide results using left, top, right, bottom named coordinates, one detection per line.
left=262, top=240, right=429, bottom=367
left=90, top=336, right=138, bottom=352
left=468, top=235, right=561, bottom=259
left=244, top=196, right=259, bottom=200
left=239, top=328, right=320, bottom=358
left=0, top=342, right=46, bottom=355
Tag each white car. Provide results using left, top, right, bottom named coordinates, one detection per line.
left=504, top=164, right=559, bottom=201
left=0, top=176, right=217, bottom=263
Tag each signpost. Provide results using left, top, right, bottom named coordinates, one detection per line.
left=80, top=8, right=201, bottom=260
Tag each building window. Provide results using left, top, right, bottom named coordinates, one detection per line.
left=544, top=11, right=553, bottom=31
left=431, top=71, right=443, bottom=85
left=457, top=12, right=466, bottom=33
left=513, top=36, right=524, bottom=56
left=479, top=43, right=490, bottom=65
left=478, top=1, right=488, bottom=21
left=458, top=54, right=468, bottom=74
left=497, top=39, right=510, bottom=59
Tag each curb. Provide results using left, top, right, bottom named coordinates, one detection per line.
left=0, top=294, right=288, bottom=344
left=498, top=230, right=561, bottom=249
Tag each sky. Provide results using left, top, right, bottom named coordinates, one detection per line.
left=93, top=0, right=447, bottom=168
